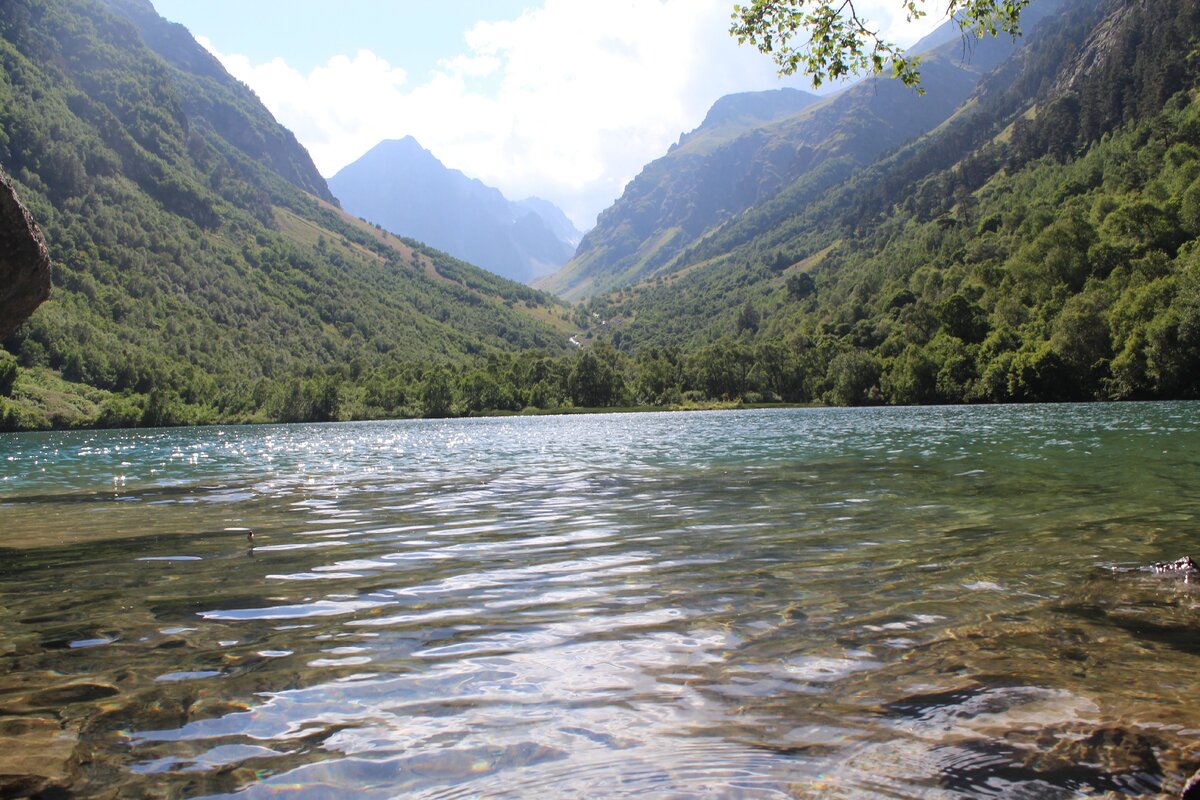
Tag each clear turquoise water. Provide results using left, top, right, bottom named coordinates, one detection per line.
left=1, top=404, right=1199, bottom=798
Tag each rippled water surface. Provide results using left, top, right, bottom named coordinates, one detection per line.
left=2, top=405, right=1200, bottom=798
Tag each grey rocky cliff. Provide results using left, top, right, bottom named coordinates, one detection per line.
left=0, top=167, right=51, bottom=338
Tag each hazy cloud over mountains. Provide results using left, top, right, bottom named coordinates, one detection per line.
left=196, top=0, right=942, bottom=229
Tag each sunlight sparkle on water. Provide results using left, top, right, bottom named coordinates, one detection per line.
left=1, top=405, right=1199, bottom=797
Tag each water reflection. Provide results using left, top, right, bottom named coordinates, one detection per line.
left=1, top=405, right=1199, bottom=797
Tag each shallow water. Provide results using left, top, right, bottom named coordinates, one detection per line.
left=1, top=404, right=1199, bottom=798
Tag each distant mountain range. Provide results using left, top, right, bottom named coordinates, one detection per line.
left=329, top=138, right=582, bottom=285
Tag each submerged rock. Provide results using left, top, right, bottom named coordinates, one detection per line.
left=0, top=717, right=79, bottom=798
left=0, top=167, right=51, bottom=338
left=0, top=681, right=121, bottom=715
left=871, top=681, right=1196, bottom=797
left=28, top=681, right=120, bottom=708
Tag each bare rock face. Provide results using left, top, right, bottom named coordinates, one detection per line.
left=0, top=167, right=51, bottom=338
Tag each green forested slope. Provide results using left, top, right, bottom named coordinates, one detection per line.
left=98, top=0, right=335, bottom=204
left=571, top=0, right=1200, bottom=405
left=541, top=11, right=1050, bottom=301
left=0, top=0, right=570, bottom=429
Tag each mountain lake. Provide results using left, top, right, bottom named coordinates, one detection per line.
left=1, top=403, right=1199, bottom=798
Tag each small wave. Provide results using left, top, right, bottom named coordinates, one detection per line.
left=156, top=670, right=222, bottom=682
left=200, top=597, right=395, bottom=621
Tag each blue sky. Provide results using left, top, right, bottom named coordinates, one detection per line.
left=153, top=1, right=533, bottom=79
left=151, top=1, right=945, bottom=229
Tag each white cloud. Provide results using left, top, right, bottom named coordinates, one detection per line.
left=198, top=0, right=943, bottom=229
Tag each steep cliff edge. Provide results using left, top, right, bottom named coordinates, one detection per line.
left=0, top=167, right=50, bottom=338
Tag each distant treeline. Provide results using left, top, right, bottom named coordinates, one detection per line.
left=5, top=340, right=871, bottom=428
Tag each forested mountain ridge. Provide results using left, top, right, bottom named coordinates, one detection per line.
left=540, top=11, right=1055, bottom=301
left=330, top=137, right=582, bottom=285
left=0, top=0, right=571, bottom=429
left=571, top=0, right=1200, bottom=405
left=97, top=0, right=336, bottom=204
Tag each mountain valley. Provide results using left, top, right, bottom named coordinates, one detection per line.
left=2, top=0, right=1199, bottom=427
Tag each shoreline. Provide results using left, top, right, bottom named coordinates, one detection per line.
left=2, top=396, right=1194, bottom=435
left=0, top=400, right=824, bottom=434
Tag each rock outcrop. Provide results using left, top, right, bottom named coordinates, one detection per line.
left=0, top=167, right=51, bottom=338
